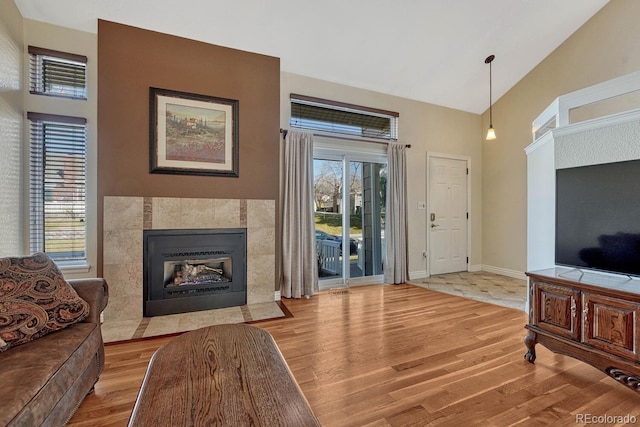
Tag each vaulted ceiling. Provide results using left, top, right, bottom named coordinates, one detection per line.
left=14, top=0, right=610, bottom=114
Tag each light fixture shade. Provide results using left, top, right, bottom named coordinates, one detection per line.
left=486, top=126, right=496, bottom=140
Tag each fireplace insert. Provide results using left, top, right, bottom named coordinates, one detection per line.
left=143, top=228, right=247, bottom=316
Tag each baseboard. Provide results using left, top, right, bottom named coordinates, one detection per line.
left=469, top=264, right=482, bottom=272
left=274, top=290, right=281, bottom=301
left=481, top=265, right=527, bottom=280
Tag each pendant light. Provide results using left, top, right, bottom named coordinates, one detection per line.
left=485, top=54, right=496, bottom=140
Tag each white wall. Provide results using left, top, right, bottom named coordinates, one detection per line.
left=525, top=131, right=556, bottom=272
left=0, top=0, right=24, bottom=257
left=555, top=118, right=640, bottom=169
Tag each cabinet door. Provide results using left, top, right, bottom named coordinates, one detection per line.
left=582, top=292, right=640, bottom=361
left=531, top=280, right=581, bottom=340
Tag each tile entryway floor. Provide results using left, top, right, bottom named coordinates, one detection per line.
left=410, top=271, right=527, bottom=311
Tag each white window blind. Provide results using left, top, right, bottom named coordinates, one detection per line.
left=29, top=46, right=87, bottom=99
left=28, top=112, right=87, bottom=263
left=290, top=94, right=398, bottom=141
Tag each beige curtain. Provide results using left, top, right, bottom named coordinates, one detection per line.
left=384, top=143, right=409, bottom=284
left=281, top=131, right=318, bottom=298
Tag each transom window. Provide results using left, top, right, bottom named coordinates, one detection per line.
left=290, top=94, right=398, bottom=141
left=29, top=46, right=87, bottom=100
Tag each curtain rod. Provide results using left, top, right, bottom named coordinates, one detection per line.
left=279, top=128, right=410, bottom=148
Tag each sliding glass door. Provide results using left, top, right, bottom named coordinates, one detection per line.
left=314, top=158, right=345, bottom=283
left=350, top=160, right=385, bottom=279
left=314, top=152, right=386, bottom=288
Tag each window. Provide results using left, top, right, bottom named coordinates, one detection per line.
left=29, top=46, right=87, bottom=99
left=290, top=94, right=398, bottom=141
left=28, top=112, right=87, bottom=263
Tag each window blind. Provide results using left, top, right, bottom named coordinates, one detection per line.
left=29, top=46, right=87, bottom=99
left=290, top=94, right=398, bottom=141
left=28, top=112, right=87, bottom=262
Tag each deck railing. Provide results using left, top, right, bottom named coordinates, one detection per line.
left=317, top=239, right=341, bottom=275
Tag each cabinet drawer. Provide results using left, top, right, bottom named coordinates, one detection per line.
left=531, top=280, right=581, bottom=340
left=582, top=292, right=640, bottom=361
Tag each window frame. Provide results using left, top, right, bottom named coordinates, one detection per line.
left=290, top=93, right=399, bottom=142
left=28, top=46, right=88, bottom=100
left=27, top=112, right=88, bottom=266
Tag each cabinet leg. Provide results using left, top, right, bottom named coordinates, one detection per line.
left=524, top=332, right=537, bottom=363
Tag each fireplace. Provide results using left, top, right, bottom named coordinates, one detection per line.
left=143, top=228, right=247, bottom=316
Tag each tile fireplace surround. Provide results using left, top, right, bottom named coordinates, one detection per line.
left=102, top=196, right=276, bottom=338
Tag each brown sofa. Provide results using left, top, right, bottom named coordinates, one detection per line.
left=0, top=278, right=109, bottom=426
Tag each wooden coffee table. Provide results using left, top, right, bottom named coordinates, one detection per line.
left=128, top=324, right=320, bottom=426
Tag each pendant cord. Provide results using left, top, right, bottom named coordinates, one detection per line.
left=485, top=54, right=495, bottom=129
left=489, top=60, right=493, bottom=127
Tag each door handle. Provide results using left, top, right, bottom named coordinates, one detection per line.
left=431, top=223, right=439, bottom=228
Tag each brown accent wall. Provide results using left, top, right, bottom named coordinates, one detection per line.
left=97, top=20, right=280, bottom=287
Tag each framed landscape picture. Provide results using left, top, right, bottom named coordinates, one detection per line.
left=150, top=87, right=239, bottom=176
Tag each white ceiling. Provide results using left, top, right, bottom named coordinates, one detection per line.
left=14, top=0, right=609, bottom=114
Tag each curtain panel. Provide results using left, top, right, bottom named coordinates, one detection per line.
left=281, top=131, right=318, bottom=298
left=384, top=143, right=409, bottom=284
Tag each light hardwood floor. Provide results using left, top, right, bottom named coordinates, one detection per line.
left=69, top=283, right=639, bottom=426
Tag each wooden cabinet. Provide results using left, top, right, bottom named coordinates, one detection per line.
left=525, top=269, right=640, bottom=393
left=582, top=292, right=640, bottom=361
left=532, top=281, right=581, bottom=340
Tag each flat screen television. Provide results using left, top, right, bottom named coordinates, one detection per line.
left=556, top=159, right=640, bottom=277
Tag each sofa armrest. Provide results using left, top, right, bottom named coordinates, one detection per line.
left=68, top=278, right=109, bottom=324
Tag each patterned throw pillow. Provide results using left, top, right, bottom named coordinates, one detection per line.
left=0, top=253, right=90, bottom=352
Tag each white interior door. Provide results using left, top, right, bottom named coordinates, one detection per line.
left=428, top=156, right=468, bottom=275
